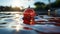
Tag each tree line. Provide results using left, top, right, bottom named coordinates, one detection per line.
left=34, top=0, right=60, bottom=11
left=0, top=6, right=20, bottom=11
left=0, top=0, right=60, bottom=11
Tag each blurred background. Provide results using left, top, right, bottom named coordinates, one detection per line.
left=0, top=0, right=60, bottom=17
left=0, top=0, right=60, bottom=34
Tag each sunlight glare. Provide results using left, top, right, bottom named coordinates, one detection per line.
left=15, top=14, right=23, bottom=32
left=12, top=0, right=20, bottom=7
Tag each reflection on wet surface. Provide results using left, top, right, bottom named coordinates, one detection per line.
left=0, top=28, right=38, bottom=34
left=0, top=13, right=60, bottom=34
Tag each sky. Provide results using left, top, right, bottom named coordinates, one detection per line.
left=0, top=0, right=56, bottom=8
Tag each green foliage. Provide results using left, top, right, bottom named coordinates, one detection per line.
left=0, top=6, right=20, bottom=11
left=50, top=0, right=60, bottom=8
left=34, top=2, right=46, bottom=10
left=34, top=0, right=60, bottom=10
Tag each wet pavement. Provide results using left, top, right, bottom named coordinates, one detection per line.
left=0, top=24, right=60, bottom=34
left=0, top=13, right=60, bottom=34
left=0, top=28, right=37, bottom=34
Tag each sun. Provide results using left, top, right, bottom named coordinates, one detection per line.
left=12, top=0, right=20, bottom=7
